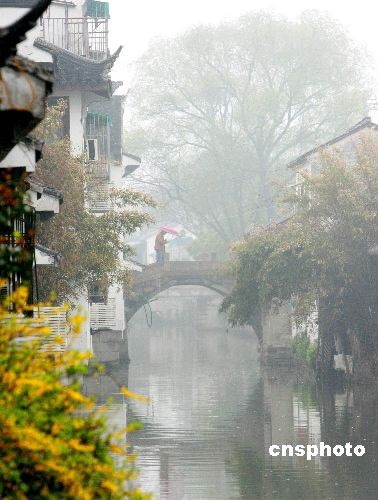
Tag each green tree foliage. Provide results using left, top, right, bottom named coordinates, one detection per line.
left=126, top=11, right=369, bottom=252
left=291, top=334, right=318, bottom=368
left=221, top=133, right=378, bottom=358
left=33, top=103, right=155, bottom=301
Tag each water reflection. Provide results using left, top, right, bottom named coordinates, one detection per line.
left=85, top=288, right=377, bottom=499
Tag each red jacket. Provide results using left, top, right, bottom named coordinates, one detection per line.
left=154, top=232, right=166, bottom=251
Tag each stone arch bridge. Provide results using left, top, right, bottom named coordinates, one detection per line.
left=124, top=261, right=232, bottom=323
left=93, top=260, right=293, bottom=365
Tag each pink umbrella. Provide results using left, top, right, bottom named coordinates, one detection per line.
left=160, top=226, right=179, bottom=236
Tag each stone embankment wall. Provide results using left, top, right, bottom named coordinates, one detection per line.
left=262, top=302, right=293, bottom=368
left=91, top=330, right=129, bottom=364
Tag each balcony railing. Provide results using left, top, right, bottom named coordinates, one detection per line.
left=90, top=298, right=117, bottom=331
left=86, top=182, right=111, bottom=213
left=41, top=17, right=109, bottom=61
left=9, top=308, right=70, bottom=353
left=86, top=160, right=110, bottom=180
left=86, top=112, right=111, bottom=179
left=0, top=209, right=36, bottom=304
left=33, top=307, right=69, bottom=352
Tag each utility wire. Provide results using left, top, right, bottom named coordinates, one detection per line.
left=143, top=301, right=153, bottom=328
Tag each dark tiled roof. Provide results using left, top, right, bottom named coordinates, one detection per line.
left=28, top=177, right=64, bottom=202
left=0, top=1, right=39, bottom=6
left=34, top=38, right=122, bottom=98
left=112, top=81, right=124, bottom=93
left=288, top=118, right=378, bottom=169
left=23, top=135, right=45, bottom=150
left=36, top=243, right=61, bottom=260
left=123, top=152, right=141, bottom=163
left=20, top=135, right=45, bottom=162
left=122, top=153, right=142, bottom=177
left=0, top=0, right=52, bottom=64
left=245, top=213, right=293, bottom=239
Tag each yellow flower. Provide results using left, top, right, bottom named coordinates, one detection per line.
left=68, top=439, right=95, bottom=453
left=110, top=444, right=126, bottom=456
left=70, top=314, right=85, bottom=334
left=102, top=480, right=119, bottom=494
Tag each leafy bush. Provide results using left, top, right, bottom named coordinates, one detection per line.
left=291, top=334, right=318, bottom=369
left=222, top=134, right=378, bottom=353
left=0, top=285, right=149, bottom=499
left=33, top=100, right=155, bottom=301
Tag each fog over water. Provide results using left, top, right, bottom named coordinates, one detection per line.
left=88, top=288, right=378, bottom=499
left=1, top=0, right=377, bottom=497
left=95, top=0, right=378, bottom=500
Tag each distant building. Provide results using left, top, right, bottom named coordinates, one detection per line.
left=289, top=116, right=378, bottom=197
left=288, top=110, right=378, bottom=373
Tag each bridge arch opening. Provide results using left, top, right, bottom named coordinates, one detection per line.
left=127, top=284, right=229, bottom=329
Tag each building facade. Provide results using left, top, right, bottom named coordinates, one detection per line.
left=288, top=114, right=378, bottom=375
left=0, top=0, right=54, bottom=303
left=1, top=0, right=139, bottom=351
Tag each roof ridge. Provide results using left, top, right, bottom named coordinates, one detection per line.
left=34, top=38, right=122, bottom=69
left=35, top=243, right=61, bottom=259
left=288, top=117, right=377, bottom=168
left=28, top=177, right=64, bottom=200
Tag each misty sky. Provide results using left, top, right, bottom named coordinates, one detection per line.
left=109, top=0, right=378, bottom=87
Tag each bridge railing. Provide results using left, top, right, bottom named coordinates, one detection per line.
left=131, top=260, right=227, bottom=286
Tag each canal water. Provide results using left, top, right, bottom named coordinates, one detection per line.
left=90, top=288, right=378, bottom=499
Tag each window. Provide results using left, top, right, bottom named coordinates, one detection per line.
left=87, top=139, right=98, bottom=161
left=85, top=1, right=110, bottom=18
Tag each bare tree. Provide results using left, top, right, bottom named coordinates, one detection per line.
left=126, top=11, right=370, bottom=251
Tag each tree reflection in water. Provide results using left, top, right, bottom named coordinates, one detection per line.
left=84, top=290, right=377, bottom=499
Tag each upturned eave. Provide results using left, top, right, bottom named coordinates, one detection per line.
left=34, top=38, right=122, bottom=98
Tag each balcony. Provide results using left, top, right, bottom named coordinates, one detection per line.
left=11, top=307, right=69, bottom=352
left=0, top=208, right=36, bottom=302
left=86, top=112, right=111, bottom=179
left=86, top=182, right=111, bottom=213
left=90, top=298, right=117, bottom=331
left=40, top=17, right=109, bottom=61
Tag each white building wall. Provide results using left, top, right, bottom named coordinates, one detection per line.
left=0, top=8, right=52, bottom=63
left=0, top=3, right=106, bottom=355
left=0, top=142, right=36, bottom=172
left=0, top=0, right=88, bottom=62
left=54, top=89, right=85, bottom=154
left=109, top=165, right=124, bottom=186
left=28, top=190, right=61, bottom=214
left=35, top=248, right=56, bottom=266
left=47, top=1, right=85, bottom=18
left=290, top=127, right=378, bottom=344
left=108, top=283, right=125, bottom=332
left=69, top=293, right=92, bottom=353
left=90, top=286, right=125, bottom=333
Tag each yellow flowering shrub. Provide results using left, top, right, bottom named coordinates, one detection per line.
left=0, top=285, right=150, bottom=499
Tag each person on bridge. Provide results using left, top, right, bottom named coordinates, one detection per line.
left=155, top=229, right=167, bottom=264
